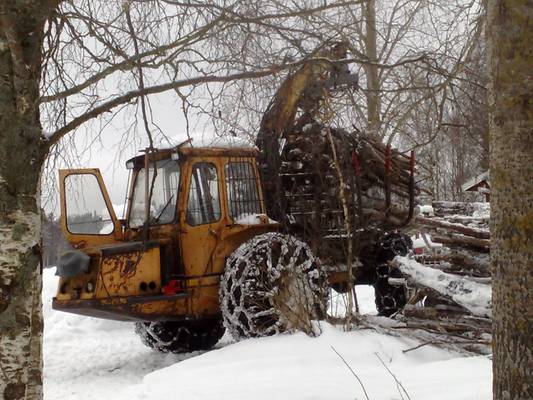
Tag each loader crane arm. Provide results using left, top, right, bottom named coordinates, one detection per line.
left=254, top=41, right=417, bottom=275
left=255, top=42, right=358, bottom=220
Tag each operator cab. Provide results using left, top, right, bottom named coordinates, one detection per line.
left=122, top=141, right=268, bottom=236
left=54, top=139, right=278, bottom=321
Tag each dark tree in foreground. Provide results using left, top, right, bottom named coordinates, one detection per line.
left=487, top=1, right=533, bottom=399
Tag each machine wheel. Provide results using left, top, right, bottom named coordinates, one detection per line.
left=220, top=232, right=328, bottom=340
left=134, top=318, right=224, bottom=353
left=374, top=269, right=408, bottom=317
left=373, top=232, right=412, bottom=317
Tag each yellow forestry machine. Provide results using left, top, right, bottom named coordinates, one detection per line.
left=53, top=42, right=417, bottom=353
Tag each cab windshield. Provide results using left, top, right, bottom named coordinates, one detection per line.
left=129, top=159, right=180, bottom=227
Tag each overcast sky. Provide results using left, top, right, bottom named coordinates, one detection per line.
left=43, top=89, right=217, bottom=217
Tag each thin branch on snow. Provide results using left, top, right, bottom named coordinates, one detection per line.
left=374, top=352, right=411, bottom=400
left=331, top=346, right=370, bottom=400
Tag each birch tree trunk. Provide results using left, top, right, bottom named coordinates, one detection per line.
left=0, top=2, right=55, bottom=399
left=487, top=1, right=533, bottom=399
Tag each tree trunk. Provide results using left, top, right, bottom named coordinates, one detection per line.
left=0, top=2, right=53, bottom=399
left=363, top=0, right=381, bottom=138
left=487, top=1, right=533, bottom=399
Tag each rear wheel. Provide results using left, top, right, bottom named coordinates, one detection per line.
left=134, top=318, right=224, bottom=353
left=373, top=232, right=412, bottom=316
left=220, top=232, right=328, bottom=340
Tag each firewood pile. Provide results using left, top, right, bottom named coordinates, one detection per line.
left=389, top=201, right=492, bottom=354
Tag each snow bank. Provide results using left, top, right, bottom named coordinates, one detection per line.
left=329, top=285, right=377, bottom=317
left=43, top=268, right=197, bottom=400
left=134, top=323, right=490, bottom=400
left=42, top=267, right=491, bottom=400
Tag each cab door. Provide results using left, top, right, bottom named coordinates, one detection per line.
left=179, top=160, right=227, bottom=279
left=59, top=169, right=122, bottom=249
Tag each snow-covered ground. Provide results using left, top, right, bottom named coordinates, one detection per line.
left=43, top=268, right=491, bottom=400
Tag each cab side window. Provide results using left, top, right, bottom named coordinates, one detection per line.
left=65, top=173, right=114, bottom=235
left=186, top=163, right=221, bottom=225
left=225, top=161, right=262, bottom=221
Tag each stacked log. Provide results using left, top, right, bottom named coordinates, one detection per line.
left=390, top=201, right=492, bottom=354
left=392, top=257, right=492, bottom=354
left=414, top=201, right=490, bottom=277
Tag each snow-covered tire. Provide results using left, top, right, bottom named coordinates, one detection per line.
left=220, top=232, right=328, bottom=340
left=373, top=232, right=412, bottom=317
left=374, top=268, right=407, bottom=316
left=134, top=319, right=224, bottom=353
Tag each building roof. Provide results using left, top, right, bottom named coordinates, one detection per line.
left=461, top=171, right=490, bottom=192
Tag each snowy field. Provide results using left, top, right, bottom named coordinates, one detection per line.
left=43, top=268, right=491, bottom=400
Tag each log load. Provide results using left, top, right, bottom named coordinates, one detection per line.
left=273, top=121, right=418, bottom=265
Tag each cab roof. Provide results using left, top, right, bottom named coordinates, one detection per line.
left=125, top=137, right=259, bottom=169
